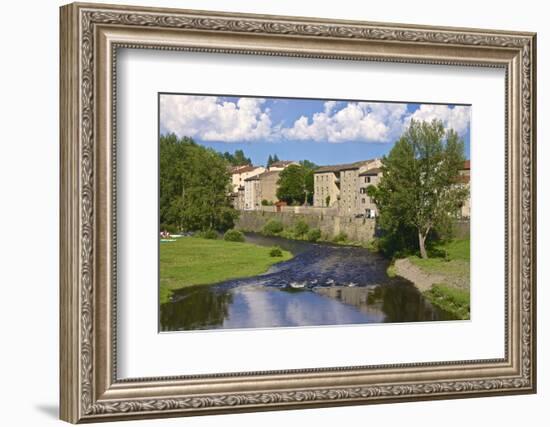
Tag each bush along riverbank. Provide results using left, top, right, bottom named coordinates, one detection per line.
left=386, top=238, right=470, bottom=320
left=244, top=218, right=372, bottom=248
left=159, top=233, right=292, bottom=304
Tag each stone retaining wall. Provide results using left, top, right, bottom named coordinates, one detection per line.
left=236, top=210, right=376, bottom=243
left=236, top=210, right=470, bottom=244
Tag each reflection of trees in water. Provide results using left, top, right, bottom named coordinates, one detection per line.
left=317, top=282, right=455, bottom=322
left=368, top=282, right=455, bottom=322
left=160, top=286, right=233, bottom=331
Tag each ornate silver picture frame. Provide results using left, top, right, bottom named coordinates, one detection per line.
left=60, top=2, right=536, bottom=423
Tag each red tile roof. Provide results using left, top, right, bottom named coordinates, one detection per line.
left=231, top=165, right=259, bottom=174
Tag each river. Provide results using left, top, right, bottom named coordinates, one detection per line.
left=160, top=233, right=455, bottom=331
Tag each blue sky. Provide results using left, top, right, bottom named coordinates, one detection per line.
left=160, top=94, right=471, bottom=167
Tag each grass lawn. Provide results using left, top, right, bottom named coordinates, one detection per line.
left=407, top=238, right=470, bottom=319
left=160, top=237, right=293, bottom=303
left=408, top=238, right=470, bottom=285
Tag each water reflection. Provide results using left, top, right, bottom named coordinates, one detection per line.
left=161, top=282, right=453, bottom=331
left=160, top=233, right=455, bottom=331
left=160, top=285, right=233, bottom=331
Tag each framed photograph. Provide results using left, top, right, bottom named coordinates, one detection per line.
left=60, top=2, right=537, bottom=423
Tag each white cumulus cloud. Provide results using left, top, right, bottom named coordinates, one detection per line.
left=160, top=95, right=470, bottom=144
left=405, top=104, right=471, bottom=136
left=160, top=95, right=273, bottom=142
left=281, top=102, right=409, bottom=143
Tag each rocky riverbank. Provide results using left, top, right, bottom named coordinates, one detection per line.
left=391, top=248, right=470, bottom=320
left=392, top=258, right=444, bottom=292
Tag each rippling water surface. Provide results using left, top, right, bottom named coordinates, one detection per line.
left=160, top=233, right=454, bottom=331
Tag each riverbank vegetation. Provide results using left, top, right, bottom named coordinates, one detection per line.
left=256, top=219, right=364, bottom=246
left=367, top=119, right=468, bottom=259
left=364, top=119, right=470, bottom=319
left=424, top=284, right=470, bottom=320
left=160, top=237, right=292, bottom=304
left=392, top=238, right=470, bottom=319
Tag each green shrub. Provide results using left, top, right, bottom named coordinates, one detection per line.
left=269, top=246, right=283, bottom=257
left=293, top=220, right=309, bottom=237
left=262, top=219, right=284, bottom=236
left=197, top=229, right=218, bottom=239
left=261, top=199, right=269, bottom=206
left=160, top=223, right=178, bottom=234
left=223, top=229, right=245, bottom=242
left=332, top=231, right=348, bottom=243
left=279, top=229, right=295, bottom=240
left=366, top=238, right=380, bottom=252
left=306, top=228, right=321, bottom=242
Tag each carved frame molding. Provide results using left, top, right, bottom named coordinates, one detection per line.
left=60, top=2, right=536, bottom=423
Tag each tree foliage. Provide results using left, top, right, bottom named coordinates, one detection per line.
left=222, top=149, right=251, bottom=166
left=276, top=165, right=307, bottom=205
left=266, top=153, right=280, bottom=167
left=368, top=119, right=468, bottom=258
left=276, top=162, right=316, bottom=205
left=160, top=134, right=238, bottom=232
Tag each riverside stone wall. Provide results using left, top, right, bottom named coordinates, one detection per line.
left=236, top=210, right=376, bottom=243
left=236, top=210, right=470, bottom=244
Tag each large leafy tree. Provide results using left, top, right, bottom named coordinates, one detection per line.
left=276, top=165, right=307, bottom=205
left=160, top=134, right=238, bottom=231
left=276, top=162, right=316, bottom=205
left=368, top=119, right=468, bottom=259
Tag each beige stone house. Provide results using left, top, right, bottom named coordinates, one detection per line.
left=230, top=165, right=265, bottom=193
left=242, top=161, right=295, bottom=210
left=313, top=165, right=343, bottom=208
left=258, top=170, right=281, bottom=205
left=243, top=175, right=260, bottom=210
left=230, top=165, right=265, bottom=210
left=357, top=167, right=383, bottom=218
left=313, top=159, right=382, bottom=216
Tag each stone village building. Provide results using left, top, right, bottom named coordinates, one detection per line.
left=232, top=158, right=470, bottom=219
left=229, top=165, right=265, bottom=210
left=313, top=159, right=383, bottom=217
left=241, top=161, right=299, bottom=210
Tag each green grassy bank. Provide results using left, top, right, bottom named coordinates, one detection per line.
left=160, top=237, right=293, bottom=303
left=385, top=238, right=470, bottom=320
left=424, top=284, right=470, bottom=320
left=410, top=238, right=470, bottom=320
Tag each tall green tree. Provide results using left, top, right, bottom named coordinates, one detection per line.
left=276, top=165, right=307, bottom=205
left=299, top=160, right=317, bottom=205
left=368, top=119, right=468, bottom=258
left=266, top=153, right=280, bottom=168
left=222, top=149, right=251, bottom=166
left=160, top=134, right=238, bottom=232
